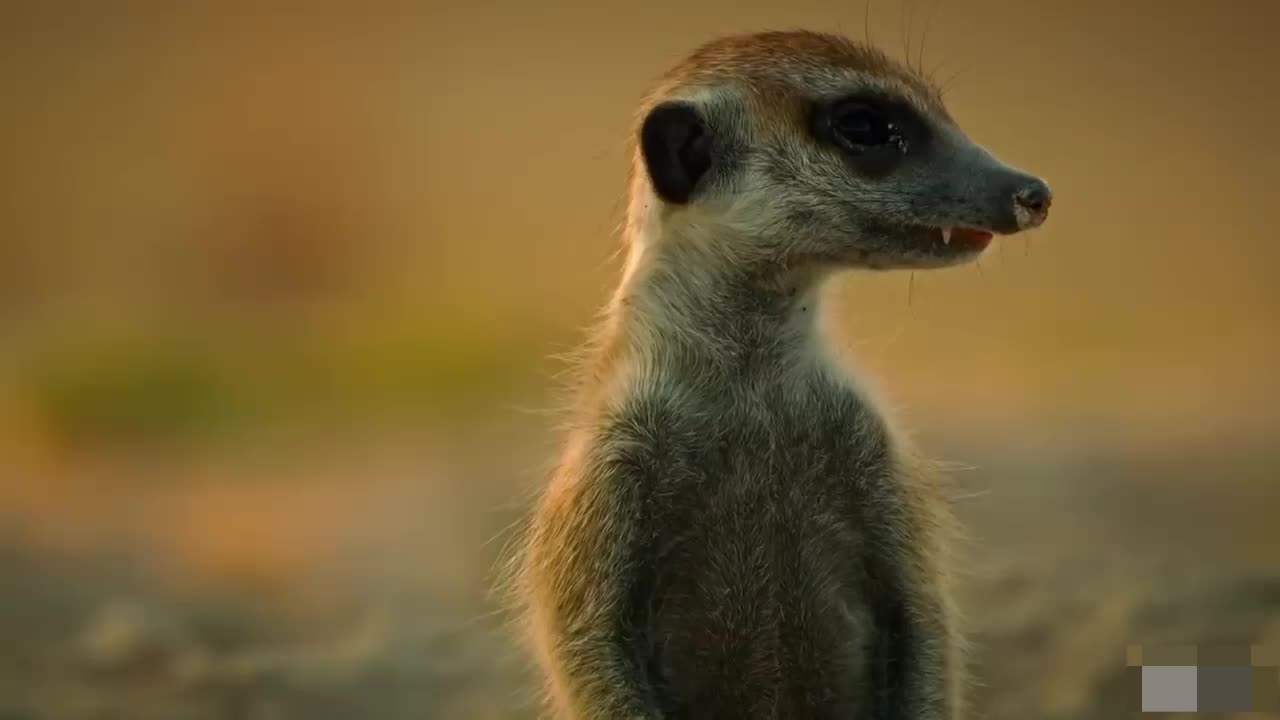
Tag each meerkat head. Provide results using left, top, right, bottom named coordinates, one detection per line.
left=629, top=30, right=1052, bottom=272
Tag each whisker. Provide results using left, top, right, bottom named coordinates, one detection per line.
left=949, top=488, right=995, bottom=504
left=864, top=0, right=876, bottom=48
left=938, top=67, right=965, bottom=95
left=900, top=0, right=914, bottom=70
left=917, top=0, right=942, bottom=75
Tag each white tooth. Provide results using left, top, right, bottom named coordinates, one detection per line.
left=941, top=227, right=952, bottom=245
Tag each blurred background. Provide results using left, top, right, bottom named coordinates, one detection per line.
left=1, top=1, right=1277, bottom=718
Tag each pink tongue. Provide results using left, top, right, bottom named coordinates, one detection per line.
left=956, top=228, right=992, bottom=240
left=953, top=228, right=994, bottom=248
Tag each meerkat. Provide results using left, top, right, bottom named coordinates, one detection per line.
left=512, top=29, right=1051, bottom=719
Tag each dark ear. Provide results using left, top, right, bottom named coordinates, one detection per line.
left=639, top=101, right=712, bottom=205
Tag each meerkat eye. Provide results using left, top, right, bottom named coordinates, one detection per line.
left=829, top=102, right=897, bottom=152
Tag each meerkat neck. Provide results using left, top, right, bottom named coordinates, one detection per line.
left=601, top=217, right=836, bottom=386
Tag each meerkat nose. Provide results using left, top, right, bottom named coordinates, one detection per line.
left=1012, top=179, right=1053, bottom=230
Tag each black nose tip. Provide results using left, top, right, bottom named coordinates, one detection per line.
left=1014, top=179, right=1052, bottom=214
left=1011, top=178, right=1052, bottom=229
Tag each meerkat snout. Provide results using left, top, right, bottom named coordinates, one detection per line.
left=1013, top=177, right=1053, bottom=230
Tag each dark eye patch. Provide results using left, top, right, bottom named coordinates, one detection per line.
left=810, top=92, right=933, bottom=177
left=829, top=101, right=897, bottom=151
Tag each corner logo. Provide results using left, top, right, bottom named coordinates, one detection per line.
left=1128, top=644, right=1280, bottom=713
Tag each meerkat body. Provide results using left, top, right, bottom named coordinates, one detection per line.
left=515, top=30, right=1051, bottom=719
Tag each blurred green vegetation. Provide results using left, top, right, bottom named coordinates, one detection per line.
left=11, top=312, right=546, bottom=451
left=24, top=334, right=235, bottom=447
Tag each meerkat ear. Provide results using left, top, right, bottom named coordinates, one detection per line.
left=639, top=101, right=712, bottom=205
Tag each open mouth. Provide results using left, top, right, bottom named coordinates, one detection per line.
left=922, top=226, right=995, bottom=253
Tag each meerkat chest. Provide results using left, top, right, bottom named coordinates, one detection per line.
left=615, top=366, right=894, bottom=496
left=609, top=377, right=904, bottom=717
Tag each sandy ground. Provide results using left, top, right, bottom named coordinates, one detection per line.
left=0, top=419, right=1277, bottom=720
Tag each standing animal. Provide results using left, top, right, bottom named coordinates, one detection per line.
left=513, top=29, right=1051, bottom=720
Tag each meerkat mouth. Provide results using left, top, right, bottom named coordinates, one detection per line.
left=934, top=226, right=994, bottom=252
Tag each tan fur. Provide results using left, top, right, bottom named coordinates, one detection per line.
left=502, top=28, right=1049, bottom=720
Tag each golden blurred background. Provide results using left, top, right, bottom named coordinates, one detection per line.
left=1, top=2, right=1277, bottom=718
